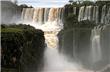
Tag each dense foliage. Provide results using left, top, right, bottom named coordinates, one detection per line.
left=1, top=24, right=45, bottom=72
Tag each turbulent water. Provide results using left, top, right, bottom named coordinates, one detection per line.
left=39, top=22, right=92, bottom=72
left=20, top=5, right=110, bottom=71
left=21, top=7, right=95, bottom=72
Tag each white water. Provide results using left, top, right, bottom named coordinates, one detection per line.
left=22, top=16, right=93, bottom=72
left=21, top=7, right=94, bottom=72
left=24, top=20, right=94, bottom=72
left=78, top=5, right=110, bottom=24
left=39, top=24, right=92, bottom=72
left=91, top=26, right=102, bottom=63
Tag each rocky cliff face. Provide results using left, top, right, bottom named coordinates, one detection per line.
left=58, top=21, right=110, bottom=71
left=58, top=1, right=110, bottom=71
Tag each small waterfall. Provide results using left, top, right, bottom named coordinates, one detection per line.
left=78, top=5, right=99, bottom=23
left=78, top=6, right=85, bottom=21
left=92, top=6, right=96, bottom=22
left=73, top=7, right=77, bottom=15
left=22, top=8, right=34, bottom=22
left=77, top=5, right=110, bottom=24
left=93, top=6, right=99, bottom=24
left=101, top=5, right=110, bottom=24
left=101, top=5, right=106, bottom=24
left=84, top=6, right=92, bottom=20
left=105, top=7, right=110, bottom=24
left=32, top=8, right=44, bottom=24
left=37, top=8, right=44, bottom=24
left=48, top=8, right=58, bottom=22
left=91, top=26, right=102, bottom=63
left=33, top=8, right=39, bottom=23
left=44, top=8, right=50, bottom=23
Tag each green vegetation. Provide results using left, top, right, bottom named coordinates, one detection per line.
left=67, top=1, right=110, bottom=6
left=1, top=24, right=45, bottom=72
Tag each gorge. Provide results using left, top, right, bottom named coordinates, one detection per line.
left=1, top=1, right=110, bottom=72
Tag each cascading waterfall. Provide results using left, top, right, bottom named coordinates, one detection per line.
left=84, top=6, right=92, bottom=20
left=21, top=5, right=110, bottom=25
left=20, top=4, right=110, bottom=71
left=78, top=6, right=85, bottom=21
left=106, top=7, right=110, bottom=24
left=78, top=5, right=99, bottom=23
left=93, top=6, right=99, bottom=24
left=91, top=26, right=102, bottom=63
left=22, top=8, right=34, bottom=22
left=101, top=5, right=106, bottom=24
left=21, top=7, right=93, bottom=72
left=44, top=8, right=50, bottom=23
left=101, top=5, right=110, bottom=24
left=78, top=5, right=110, bottom=24
left=21, top=8, right=63, bottom=25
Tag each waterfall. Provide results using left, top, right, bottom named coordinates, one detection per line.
left=22, top=8, right=34, bottom=23
left=78, top=5, right=99, bottom=23
left=77, top=5, right=110, bottom=24
left=33, top=8, right=45, bottom=23
left=48, top=8, right=58, bottom=22
left=78, top=6, right=85, bottom=21
left=20, top=5, right=110, bottom=71
left=73, top=7, right=76, bottom=15
left=21, top=8, right=63, bottom=25
left=20, top=6, right=94, bottom=72
left=84, top=6, right=92, bottom=21
left=21, top=7, right=64, bottom=48
left=44, top=8, right=50, bottom=23
left=38, top=8, right=44, bottom=24
left=101, top=5, right=106, bottom=24
left=91, top=26, right=102, bottom=63
left=101, top=5, right=110, bottom=24
left=105, top=7, right=110, bottom=24
left=106, top=7, right=110, bottom=24
left=92, top=6, right=97, bottom=22
left=93, top=6, right=99, bottom=24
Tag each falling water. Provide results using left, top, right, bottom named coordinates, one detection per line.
left=22, top=8, right=34, bottom=22
left=78, top=5, right=110, bottom=24
left=73, top=7, right=76, bottom=15
left=21, top=7, right=94, bottom=72
left=78, top=6, right=85, bottom=21
left=93, top=6, right=99, bottom=24
left=106, top=7, right=110, bottom=24
left=84, top=6, right=92, bottom=20
left=101, top=5, right=106, bottom=24
left=39, top=20, right=91, bottom=72
left=91, top=26, right=102, bottom=63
